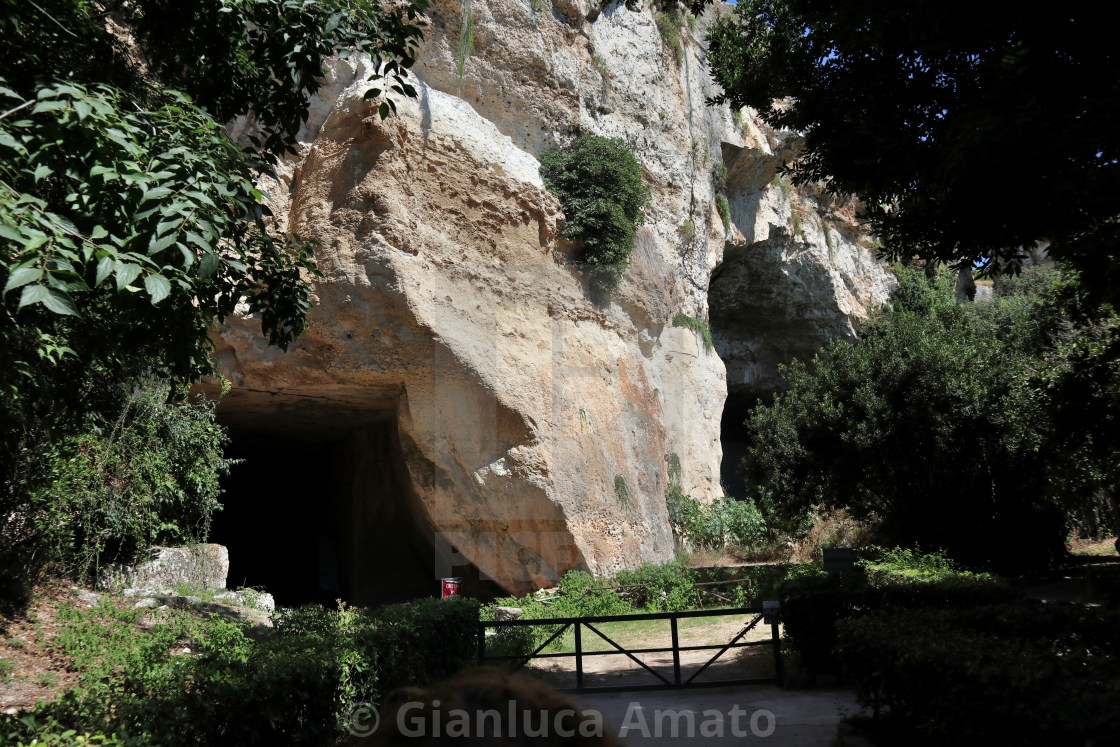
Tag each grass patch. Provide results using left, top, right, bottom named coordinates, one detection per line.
left=716, top=193, right=731, bottom=233
left=655, top=10, right=681, bottom=61
left=614, top=475, right=630, bottom=507
left=678, top=218, right=696, bottom=240
left=456, top=1, right=476, bottom=87
left=593, top=54, right=609, bottom=79
left=671, top=311, right=714, bottom=352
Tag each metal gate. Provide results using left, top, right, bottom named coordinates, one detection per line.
left=478, top=606, right=781, bottom=693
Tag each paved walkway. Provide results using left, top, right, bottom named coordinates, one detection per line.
left=575, top=685, right=863, bottom=745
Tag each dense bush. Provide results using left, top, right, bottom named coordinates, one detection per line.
left=1, top=597, right=480, bottom=746
left=836, top=604, right=1120, bottom=744
left=665, top=485, right=766, bottom=552
left=7, top=378, right=234, bottom=581
left=539, top=134, right=650, bottom=291
left=614, top=560, right=698, bottom=612
left=743, top=264, right=1119, bottom=570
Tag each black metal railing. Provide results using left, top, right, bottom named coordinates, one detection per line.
left=478, top=606, right=781, bottom=693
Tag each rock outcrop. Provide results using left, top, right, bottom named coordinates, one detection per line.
left=98, top=545, right=229, bottom=593
left=211, top=1, right=893, bottom=595
left=709, top=122, right=895, bottom=400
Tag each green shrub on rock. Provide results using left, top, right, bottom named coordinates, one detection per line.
left=539, top=135, right=650, bottom=291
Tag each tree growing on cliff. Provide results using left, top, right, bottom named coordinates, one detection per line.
left=703, top=1, right=1120, bottom=301
left=539, top=134, right=651, bottom=292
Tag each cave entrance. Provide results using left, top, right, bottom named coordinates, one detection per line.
left=209, top=390, right=437, bottom=608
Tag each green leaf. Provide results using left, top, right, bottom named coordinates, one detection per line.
left=33, top=165, right=53, bottom=182
left=179, top=245, right=195, bottom=269
left=42, top=289, right=79, bottom=316
left=114, top=261, right=142, bottom=289
left=142, top=187, right=174, bottom=203
left=144, top=273, right=171, bottom=305
left=4, top=266, right=43, bottom=294
left=198, top=253, right=219, bottom=280
left=183, top=231, right=209, bottom=250
left=32, top=100, right=68, bottom=114
left=95, top=256, right=113, bottom=286
left=90, top=225, right=109, bottom=240
left=148, top=232, right=178, bottom=255
left=17, top=283, right=49, bottom=308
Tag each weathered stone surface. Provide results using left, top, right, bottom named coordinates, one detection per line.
left=708, top=121, right=896, bottom=400
left=210, top=2, right=891, bottom=594
left=493, top=605, right=523, bottom=621
left=100, top=545, right=229, bottom=594
left=213, top=590, right=277, bottom=612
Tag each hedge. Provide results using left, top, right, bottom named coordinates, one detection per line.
left=836, top=604, right=1120, bottom=744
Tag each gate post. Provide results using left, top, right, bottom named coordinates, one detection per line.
left=763, top=601, right=783, bottom=686
left=574, top=622, right=584, bottom=691
left=670, top=615, right=682, bottom=686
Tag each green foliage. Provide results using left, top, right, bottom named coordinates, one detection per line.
left=742, top=263, right=1118, bottom=569
left=677, top=218, right=697, bottom=240
left=666, top=451, right=683, bottom=485
left=858, top=545, right=969, bottom=585
left=776, top=549, right=1018, bottom=673
left=836, top=604, right=1120, bottom=744
left=664, top=451, right=766, bottom=552
left=706, top=1, right=1120, bottom=303
left=712, top=162, right=728, bottom=189
left=715, top=193, right=731, bottom=233
left=655, top=9, right=682, bottom=60
left=3, top=597, right=479, bottom=746
left=0, top=80, right=318, bottom=390
left=1, top=0, right=427, bottom=392
left=666, top=488, right=766, bottom=552
left=12, top=379, right=233, bottom=579
left=615, top=561, right=697, bottom=612
left=613, top=474, right=630, bottom=506
left=592, top=54, right=609, bottom=79
left=789, top=211, right=802, bottom=238
left=530, top=0, right=545, bottom=12
left=5, top=725, right=129, bottom=747
left=456, top=1, right=476, bottom=86
left=539, top=135, right=650, bottom=291
left=671, top=311, right=714, bottom=352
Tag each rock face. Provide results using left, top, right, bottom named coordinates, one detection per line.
left=211, top=1, right=892, bottom=595
left=99, top=545, right=229, bottom=593
left=709, top=126, right=896, bottom=400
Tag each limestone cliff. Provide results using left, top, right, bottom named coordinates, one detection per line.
left=211, top=0, right=893, bottom=595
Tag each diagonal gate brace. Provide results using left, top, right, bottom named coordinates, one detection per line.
left=683, top=613, right=763, bottom=685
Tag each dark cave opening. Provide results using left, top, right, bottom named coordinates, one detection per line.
left=210, top=413, right=439, bottom=608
